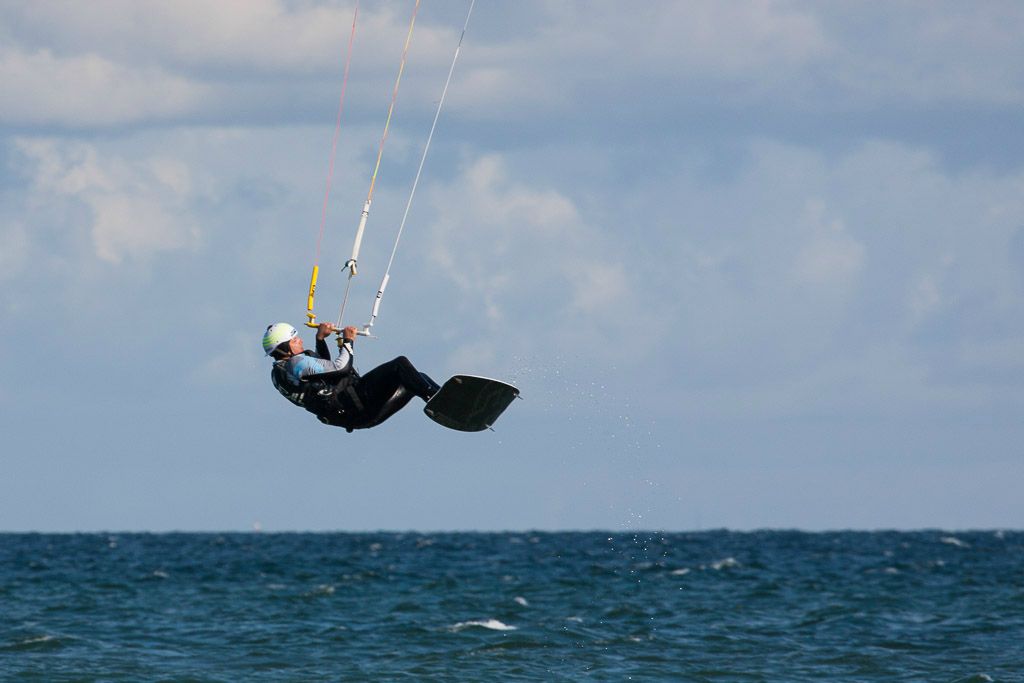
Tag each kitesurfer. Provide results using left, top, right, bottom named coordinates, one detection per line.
left=262, top=322, right=440, bottom=431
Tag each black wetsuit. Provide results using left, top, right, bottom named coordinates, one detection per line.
left=272, top=338, right=439, bottom=431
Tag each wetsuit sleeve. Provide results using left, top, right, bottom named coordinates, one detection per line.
left=331, top=345, right=353, bottom=372
left=315, top=338, right=332, bottom=360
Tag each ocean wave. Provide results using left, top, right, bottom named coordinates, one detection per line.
left=1, top=634, right=62, bottom=652
left=301, top=584, right=336, bottom=597
left=3, top=531, right=1020, bottom=678
left=451, top=619, right=517, bottom=632
left=709, top=557, right=740, bottom=570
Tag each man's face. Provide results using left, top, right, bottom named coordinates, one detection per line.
left=288, top=335, right=304, bottom=355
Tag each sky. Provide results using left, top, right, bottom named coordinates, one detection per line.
left=2, top=0, right=1023, bottom=532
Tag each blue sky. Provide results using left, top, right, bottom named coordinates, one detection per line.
left=2, top=1, right=1022, bottom=531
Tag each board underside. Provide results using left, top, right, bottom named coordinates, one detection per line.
left=423, top=375, right=519, bottom=432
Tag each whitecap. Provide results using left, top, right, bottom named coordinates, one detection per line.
left=451, top=619, right=517, bottom=632
left=19, top=635, right=56, bottom=646
left=941, top=536, right=970, bottom=548
left=151, top=570, right=169, bottom=579
left=514, top=596, right=529, bottom=607
left=670, top=568, right=691, bottom=576
left=710, top=557, right=739, bottom=570
left=566, top=616, right=583, bottom=623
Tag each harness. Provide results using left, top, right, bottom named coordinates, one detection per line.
left=271, top=362, right=307, bottom=407
left=272, top=351, right=409, bottom=433
left=270, top=352, right=358, bottom=430
left=304, top=370, right=365, bottom=432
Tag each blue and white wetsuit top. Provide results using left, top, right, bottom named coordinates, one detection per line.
left=271, top=340, right=353, bottom=407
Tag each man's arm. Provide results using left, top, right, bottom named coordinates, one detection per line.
left=314, top=322, right=335, bottom=360
left=315, top=337, right=332, bottom=360
left=307, top=322, right=357, bottom=374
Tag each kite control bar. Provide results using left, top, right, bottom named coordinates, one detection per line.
left=304, top=261, right=372, bottom=337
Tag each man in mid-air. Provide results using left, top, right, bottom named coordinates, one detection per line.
left=262, top=322, right=439, bottom=431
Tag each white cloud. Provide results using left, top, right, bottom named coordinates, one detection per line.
left=633, top=137, right=1024, bottom=418
left=0, top=1, right=463, bottom=127
left=90, top=193, right=192, bottom=264
left=2, top=1, right=411, bottom=73
left=428, top=153, right=625, bottom=319
left=565, top=260, right=628, bottom=315
left=792, top=200, right=864, bottom=291
left=4, top=2, right=1024, bottom=132
left=452, top=2, right=1024, bottom=120
left=0, top=48, right=207, bottom=127
left=16, top=138, right=200, bottom=263
left=423, top=154, right=639, bottom=369
left=445, top=1, right=831, bottom=119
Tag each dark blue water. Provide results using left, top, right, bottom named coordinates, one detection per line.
left=1, top=531, right=1021, bottom=681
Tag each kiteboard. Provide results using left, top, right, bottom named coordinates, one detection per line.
left=424, top=375, right=519, bottom=432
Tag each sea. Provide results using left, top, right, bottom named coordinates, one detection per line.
left=1, top=531, right=1021, bottom=681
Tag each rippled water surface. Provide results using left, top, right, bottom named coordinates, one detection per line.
left=2, top=531, right=1022, bottom=681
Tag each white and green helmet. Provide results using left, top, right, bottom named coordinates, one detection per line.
left=262, top=322, right=298, bottom=356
